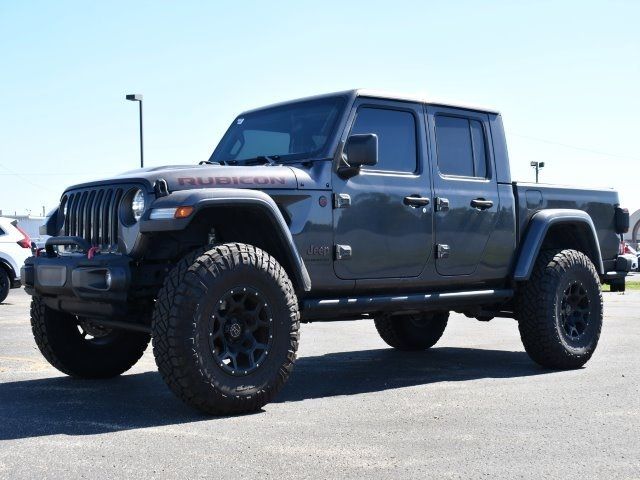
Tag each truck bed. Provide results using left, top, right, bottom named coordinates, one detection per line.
left=513, top=182, right=621, bottom=267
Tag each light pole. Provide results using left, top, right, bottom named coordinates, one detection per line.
left=126, top=94, right=144, bottom=168
left=530, top=161, right=545, bottom=183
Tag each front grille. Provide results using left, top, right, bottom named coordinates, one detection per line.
left=61, top=186, right=125, bottom=252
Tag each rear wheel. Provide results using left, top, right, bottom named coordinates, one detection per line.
left=152, top=243, right=299, bottom=415
left=0, top=268, right=9, bottom=303
left=374, top=311, right=449, bottom=351
left=515, top=249, right=603, bottom=369
left=30, top=296, right=150, bottom=378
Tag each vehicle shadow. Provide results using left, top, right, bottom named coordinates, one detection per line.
left=0, top=346, right=546, bottom=440
left=277, top=346, right=543, bottom=402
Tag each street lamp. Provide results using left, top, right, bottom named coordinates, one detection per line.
left=530, top=161, right=545, bottom=183
left=126, top=94, right=144, bottom=168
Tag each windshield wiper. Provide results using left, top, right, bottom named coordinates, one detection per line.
left=204, top=156, right=280, bottom=166
left=205, top=159, right=238, bottom=166
left=242, top=155, right=281, bottom=166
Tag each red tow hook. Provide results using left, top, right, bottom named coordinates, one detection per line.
left=87, top=246, right=100, bottom=260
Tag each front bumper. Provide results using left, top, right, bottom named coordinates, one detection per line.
left=22, top=253, right=132, bottom=317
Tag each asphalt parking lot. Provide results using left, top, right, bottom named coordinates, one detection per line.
left=0, top=289, right=638, bottom=479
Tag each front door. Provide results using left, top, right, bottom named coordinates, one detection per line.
left=426, top=106, right=500, bottom=276
left=333, top=99, right=432, bottom=280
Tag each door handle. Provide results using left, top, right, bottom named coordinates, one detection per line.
left=403, top=195, right=431, bottom=207
left=470, top=198, right=494, bottom=210
left=435, top=197, right=449, bottom=212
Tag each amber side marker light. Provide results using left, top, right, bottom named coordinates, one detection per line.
left=175, top=206, right=194, bottom=218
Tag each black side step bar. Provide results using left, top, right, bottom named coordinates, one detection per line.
left=90, top=318, right=152, bottom=334
left=301, top=288, right=514, bottom=321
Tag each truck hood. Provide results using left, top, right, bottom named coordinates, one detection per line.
left=64, top=164, right=301, bottom=192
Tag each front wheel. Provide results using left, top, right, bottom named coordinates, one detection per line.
left=152, top=243, right=299, bottom=415
left=30, top=297, right=150, bottom=378
left=516, top=249, right=603, bottom=369
left=0, top=268, right=9, bottom=303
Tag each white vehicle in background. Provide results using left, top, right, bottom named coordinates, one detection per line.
left=0, top=217, right=32, bottom=303
left=623, top=254, right=639, bottom=272
left=621, top=242, right=640, bottom=272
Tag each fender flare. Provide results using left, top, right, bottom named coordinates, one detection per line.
left=140, top=188, right=311, bottom=291
left=0, top=254, right=17, bottom=279
left=513, top=209, right=604, bottom=281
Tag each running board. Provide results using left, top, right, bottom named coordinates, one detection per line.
left=90, top=318, right=152, bottom=334
left=301, top=288, right=514, bottom=321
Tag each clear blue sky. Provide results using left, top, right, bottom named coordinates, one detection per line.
left=1, top=1, right=639, bottom=216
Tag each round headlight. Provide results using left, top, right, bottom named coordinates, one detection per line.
left=131, top=189, right=145, bottom=222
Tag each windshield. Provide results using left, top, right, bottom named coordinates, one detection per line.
left=210, top=96, right=346, bottom=164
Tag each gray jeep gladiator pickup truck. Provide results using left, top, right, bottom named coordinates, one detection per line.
left=23, top=89, right=631, bottom=414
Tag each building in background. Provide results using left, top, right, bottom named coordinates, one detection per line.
left=626, top=209, right=640, bottom=248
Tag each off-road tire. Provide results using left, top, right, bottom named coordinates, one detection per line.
left=0, top=268, right=9, bottom=303
left=152, top=243, right=299, bottom=415
left=516, top=249, right=603, bottom=369
left=374, top=311, right=449, bottom=351
left=30, top=296, right=150, bottom=378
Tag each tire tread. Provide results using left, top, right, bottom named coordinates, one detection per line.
left=30, top=296, right=150, bottom=378
left=516, top=249, right=603, bottom=369
left=152, top=243, right=299, bottom=414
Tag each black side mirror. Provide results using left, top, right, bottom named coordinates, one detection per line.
left=345, top=133, right=378, bottom=168
left=337, top=133, right=378, bottom=178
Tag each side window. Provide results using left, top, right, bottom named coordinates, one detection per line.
left=470, top=120, right=487, bottom=178
left=351, top=107, right=417, bottom=173
left=435, top=115, right=488, bottom=178
left=0, top=227, right=5, bottom=236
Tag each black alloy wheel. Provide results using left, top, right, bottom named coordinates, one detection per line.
left=559, top=281, right=591, bottom=342
left=208, top=287, right=274, bottom=376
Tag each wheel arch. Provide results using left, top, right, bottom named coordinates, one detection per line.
left=140, top=188, right=311, bottom=292
left=0, top=256, right=17, bottom=281
left=513, top=209, right=604, bottom=281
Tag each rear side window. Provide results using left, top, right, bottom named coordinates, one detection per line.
left=351, top=107, right=417, bottom=173
left=435, top=115, right=488, bottom=178
left=0, top=227, right=4, bottom=236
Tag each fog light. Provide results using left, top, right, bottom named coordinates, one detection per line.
left=105, top=271, right=112, bottom=289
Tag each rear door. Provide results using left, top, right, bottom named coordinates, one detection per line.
left=332, top=99, right=433, bottom=280
left=426, top=106, right=500, bottom=276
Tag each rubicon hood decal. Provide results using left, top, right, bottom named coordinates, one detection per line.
left=169, top=166, right=297, bottom=190
left=64, top=165, right=301, bottom=191
left=177, top=174, right=288, bottom=187
left=163, top=165, right=298, bottom=190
